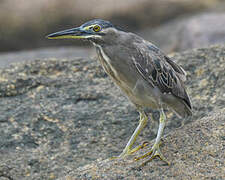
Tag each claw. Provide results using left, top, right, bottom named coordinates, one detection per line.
left=134, top=143, right=170, bottom=165
left=110, top=110, right=169, bottom=166
left=109, top=141, right=150, bottom=160
left=119, top=141, right=150, bottom=158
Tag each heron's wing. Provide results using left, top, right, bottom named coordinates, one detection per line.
left=132, top=43, right=192, bottom=109
left=164, top=56, right=187, bottom=82
left=146, top=43, right=187, bottom=81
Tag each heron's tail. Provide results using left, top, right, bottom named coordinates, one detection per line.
left=170, top=97, right=192, bottom=118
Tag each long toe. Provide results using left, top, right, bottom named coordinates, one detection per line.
left=110, top=149, right=132, bottom=160
left=120, top=141, right=150, bottom=157
left=129, top=141, right=149, bottom=154
left=134, top=143, right=170, bottom=166
left=110, top=141, right=149, bottom=160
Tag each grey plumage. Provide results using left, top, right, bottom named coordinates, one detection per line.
left=93, top=28, right=192, bottom=117
left=47, top=19, right=192, bottom=164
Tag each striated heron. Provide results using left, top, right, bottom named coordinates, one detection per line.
left=47, top=19, right=192, bottom=165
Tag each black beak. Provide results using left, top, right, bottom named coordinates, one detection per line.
left=46, top=27, right=86, bottom=39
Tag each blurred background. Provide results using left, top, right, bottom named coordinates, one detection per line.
left=0, top=0, right=225, bottom=54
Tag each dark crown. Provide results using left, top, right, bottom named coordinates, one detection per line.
left=81, top=19, right=114, bottom=29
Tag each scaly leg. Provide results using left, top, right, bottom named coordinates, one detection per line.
left=118, top=111, right=148, bottom=158
left=135, top=109, right=170, bottom=165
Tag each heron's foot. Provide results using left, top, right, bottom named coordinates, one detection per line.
left=134, top=142, right=170, bottom=166
left=109, top=149, right=131, bottom=160
left=129, top=141, right=149, bottom=154
left=110, top=141, right=149, bottom=160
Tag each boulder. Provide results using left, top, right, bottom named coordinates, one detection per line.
left=0, top=47, right=94, bottom=68
left=140, top=13, right=225, bottom=53
left=72, top=108, right=225, bottom=179
left=0, top=45, right=224, bottom=179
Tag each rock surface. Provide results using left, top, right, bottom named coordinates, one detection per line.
left=140, top=13, right=225, bottom=53
left=0, top=45, right=224, bottom=179
left=0, top=46, right=94, bottom=68
left=71, top=108, right=225, bottom=179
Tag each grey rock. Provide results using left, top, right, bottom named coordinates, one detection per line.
left=71, top=108, right=225, bottom=179
left=140, top=13, right=225, bottom=53
left=0, top=47, right=94, bottom=68
left=0, top=45, right=224, bottom=179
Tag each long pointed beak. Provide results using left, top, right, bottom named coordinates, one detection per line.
left=46, top=27, right=87, bottom=39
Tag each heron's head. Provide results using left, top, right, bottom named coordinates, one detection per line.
left=47, top=19, right=119, bottom=44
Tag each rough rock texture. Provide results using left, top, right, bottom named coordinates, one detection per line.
left=71, top=108, right=225, bottom=179
left=140, top=13, right=225, bottom=53
left=1, top=0, right=225, bottom=51
left=0, top=47, right=94, bottom=68
left=0, top=45, right=224, bottom=179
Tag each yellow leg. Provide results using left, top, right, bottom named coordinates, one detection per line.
left=129, top=141, right=149, bottom=154
left=118, top=111, right=148, bottom=158
left=135, top=109, right=170, bottom=165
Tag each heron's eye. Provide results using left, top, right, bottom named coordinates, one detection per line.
left=93, top=25, right=101, bottom=32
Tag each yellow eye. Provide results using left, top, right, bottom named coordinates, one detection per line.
left=93, top=25, right=101, bottom=32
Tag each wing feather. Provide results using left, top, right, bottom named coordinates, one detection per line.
left=133, top=42, right=192, bottom=110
